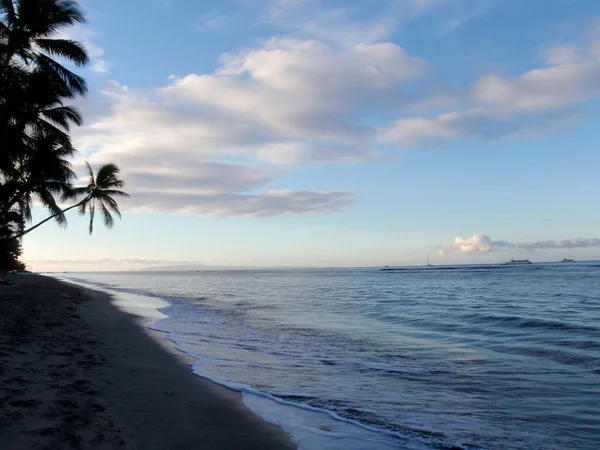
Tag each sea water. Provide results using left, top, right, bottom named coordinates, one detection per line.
left=56, top=263, right=600, bottom=449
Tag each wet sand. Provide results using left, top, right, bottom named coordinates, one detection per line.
left=0, top=274, right=296, bottom=449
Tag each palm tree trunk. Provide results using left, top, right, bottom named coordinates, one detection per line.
left=14, top=197, right=88, bottom=239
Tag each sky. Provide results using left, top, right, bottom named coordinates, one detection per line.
left=22, top=0, right=600, bottom=271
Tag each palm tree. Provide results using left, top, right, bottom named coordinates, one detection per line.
left=0, top=69, right=82, bottom=225
left=1, top=2, right=85, bottom=175
left=0, top=209, right=24, bottom=270
left=0, top=0, right=89, bottom=95
left=1, top=1, right=88, bottom=222
left=15, top=162, right=129, bottom=238
left=0, top=1, right=128, bottom=270
left=1, top=132, right=76, bottom=223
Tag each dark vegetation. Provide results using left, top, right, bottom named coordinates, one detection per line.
left=1, top=0, right=128, bottom=271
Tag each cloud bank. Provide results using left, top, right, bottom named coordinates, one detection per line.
left=437, top=234, right=600, bottom=256
left=70, top=4, right=600, bottom=218
left=76, top=37, right=426, bottom=217
left=380, top=27, right=600, bottom=145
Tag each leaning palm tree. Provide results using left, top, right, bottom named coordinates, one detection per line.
left=15, top=162, right=129, bottom=238
left=0, top=0, right=89, bottom=95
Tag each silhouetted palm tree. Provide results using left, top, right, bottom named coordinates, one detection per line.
left=1, top=133, right=76, bottom=223
left=0, top=1, right=126, bottom=271
left=0, top=69, right=82, bottom=222
left=16, top=162, right=129, bottom=238
left=0, top=209, right=25, bottom=270
left=1, top=1, right=87, bottom=219
left=0, top=0, right=89, bottom=95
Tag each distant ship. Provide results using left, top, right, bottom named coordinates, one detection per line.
left=560, top=258, right=575, bottom=263
left=427, top=255, right=433, bottom=267
left=503, top=258, right=532, bottom=265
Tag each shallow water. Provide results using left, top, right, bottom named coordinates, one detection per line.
left=58, top=263, right=600, bottom=449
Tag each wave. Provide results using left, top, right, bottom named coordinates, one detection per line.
left=59, top=275, right=206, bottom=305
left=458, top=313, right=600, bottom=337
left=68, top=276, right=480, bottom=450
left=58, top=278, right=441, bottom=448
left=178, top=351, right=483, bottom=450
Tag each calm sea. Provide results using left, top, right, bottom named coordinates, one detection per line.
left=56, top=263, right=600, bottom=450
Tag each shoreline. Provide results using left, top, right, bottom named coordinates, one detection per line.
left=63, top=276, right=434, bottom=450
left=0, top=274, right=296, bottom=449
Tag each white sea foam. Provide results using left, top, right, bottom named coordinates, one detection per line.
left=186, top=358, right=434, bottom=450
left=55, top=276, right=436, bottom=449
left=56, top=277, right=169, bottom=326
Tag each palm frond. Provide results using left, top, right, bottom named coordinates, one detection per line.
left=43, top=180, right=73, bottom=194
left=35, top=53, right=87, bottom=96
left=77, top=197, right=87, bottom=215
left=95, top=163, right=121, bottom=186
left=40, top=105, right=82, bottom=132
left=100, top=188, right=129, bottom=198
left=35, top=38, right=88, bottom=66
left=85, top=161, right=95, bottom=185
left=28, top=63, right=75, bottom=99
left=18, top=0, right=86, bottom=36
left=18, top=198, right=32, bottom=223
left=0, top=21, right=11, bottom=46
left=32, top=120, right=73, bottom=146
left=88, top=201, right=94, bottom=234
left=99, top=201, right=114, bottom=228
left=36, top=187, right=67, bottom=227
left=0, top=0, right=17, bottom=24
left=100, top=195, right=121, bottom=219
left=47, top=0, right=86, bottom=29
left=62, top=185, right=89, bottom=201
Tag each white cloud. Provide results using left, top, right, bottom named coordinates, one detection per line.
left=437, top=234, right=494, bottom=256
left=519, top=238, right=600, bottom=251
left=543, top=44, right=582, bottom=66
left=164, top=38, right=425, bottom=144
left=69, top=12, right=600, bottom=219
left=441, top=1, right=495, bottom=34
left=264, top=0, right=396, bottom=47
left=379, top=113, right=460, bottom=144
left=76, top=37, right=425, bottom=167
left=191, top=11, right=229, bottom=32
left=437, top=234, right=600, bottom=256
left=73, top=37, right=423, bottom=216
left=127, top=190, right=356, bottom=217
left=91, top=59, right=110, bottom=74
left=472, top=62, right=600, bottom=114
left=380, top=28, right=600, bottom=146
left=263, top=0, right=450, bottom=47
left=122, top=163, right=277, bottom=194
left=263, top=0, right=492, bottom=47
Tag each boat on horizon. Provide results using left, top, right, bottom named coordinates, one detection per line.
left=503, top=258, right=532, bottom=265
left=560, top=258, right=575, bottom=263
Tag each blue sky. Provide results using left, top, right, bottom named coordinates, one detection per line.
left=23, top=0, right=600, bottom=271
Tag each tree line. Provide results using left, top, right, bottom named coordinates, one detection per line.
left=1, top=0, right=128, bottom=271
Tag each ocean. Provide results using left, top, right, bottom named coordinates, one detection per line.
left=56, top=263, right=600, bottom=450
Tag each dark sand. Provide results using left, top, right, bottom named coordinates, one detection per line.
left=0, top=275, right=296, bottom=449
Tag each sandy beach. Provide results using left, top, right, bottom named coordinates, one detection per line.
left=0, top=274, right=295, bottom=449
